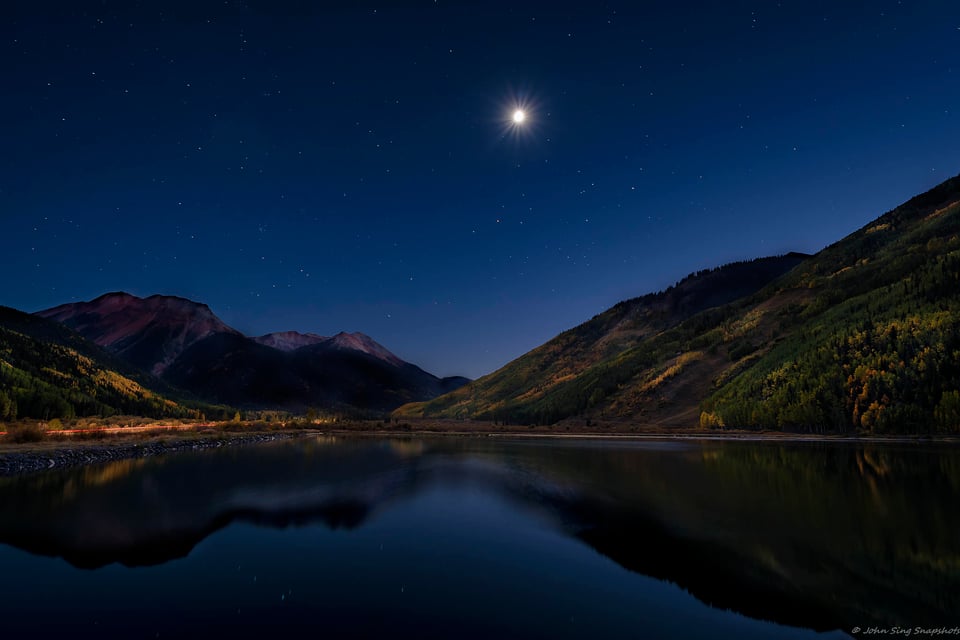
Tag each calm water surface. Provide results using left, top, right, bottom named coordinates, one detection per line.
left=1, top=436, right=957, bottom=638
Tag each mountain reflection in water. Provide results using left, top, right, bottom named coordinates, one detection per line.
left=0, top=436, right=957, bottom=635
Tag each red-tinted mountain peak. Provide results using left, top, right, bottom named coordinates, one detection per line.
left=37, top=292, right=240, bottom=375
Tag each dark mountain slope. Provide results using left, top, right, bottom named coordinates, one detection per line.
left=163, top=331, right=468, bottom=413
left=295, top=341, right=467, bottom=410
left=162, top=333, right=304, bottom=409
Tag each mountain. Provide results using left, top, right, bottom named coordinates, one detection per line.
left=0, top=306, right=216, bottom=421
left=253, top=330, right=407, bottom=368
left=35, top=293, right=468, bottom=414
left=398, top=173, right=960, bottom=434
left=163, top=332, right=468, bottom=412
left=322, top=332, right=407, bottom=367
left=396, top=253, right=808, bottom=425
left=38, top=292, right=240, bottom=376
left=253, top=331, right=327, bottom=351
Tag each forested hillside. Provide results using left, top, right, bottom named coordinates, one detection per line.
left=0, top=307, right=222, bottom=421
left=396, top=254, right=809, bottom=426
left=399, top=174, right=960, bottom=434
left=704, top=176, right=960, bottom=433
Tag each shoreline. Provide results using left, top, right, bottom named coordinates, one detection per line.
left=1, top=425, right=957, bottom=477
left=323, top=428, right=960, bottom=444
left=0, top=431, right=312, bottom=477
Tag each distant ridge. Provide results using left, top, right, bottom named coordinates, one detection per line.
left=32, top=292, right=469, bottom=414
left=253, top=331, right=328, bottom=352
left=322, top=332, right=406, bottom=367
left=253, top=330, right=406, bottom=367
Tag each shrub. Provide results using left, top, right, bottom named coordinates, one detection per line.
left=4, top=423, right=47, bottom=443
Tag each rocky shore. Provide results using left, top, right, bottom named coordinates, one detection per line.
left=0, top=432, right=306, bottom=477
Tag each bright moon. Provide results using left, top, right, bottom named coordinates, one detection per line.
left=512, top=109, right=526, bottom=124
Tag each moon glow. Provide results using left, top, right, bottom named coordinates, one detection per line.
left=512, top=109, right=526, bottom=124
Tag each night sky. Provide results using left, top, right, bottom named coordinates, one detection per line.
left=3, top=1, right=959, bottom=378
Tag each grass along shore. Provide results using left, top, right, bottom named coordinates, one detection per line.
left=2, top=416, right=957, bottom=475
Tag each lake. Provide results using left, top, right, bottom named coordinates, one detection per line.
left=0, top=436, right=957, bottom=638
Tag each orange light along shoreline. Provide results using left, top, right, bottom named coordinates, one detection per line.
left=0, top=422, right=219, bottom=437
left=3, top=418, right=960, bottom=441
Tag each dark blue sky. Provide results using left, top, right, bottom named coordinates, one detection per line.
left=3, top=1, right=959, bottom=378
